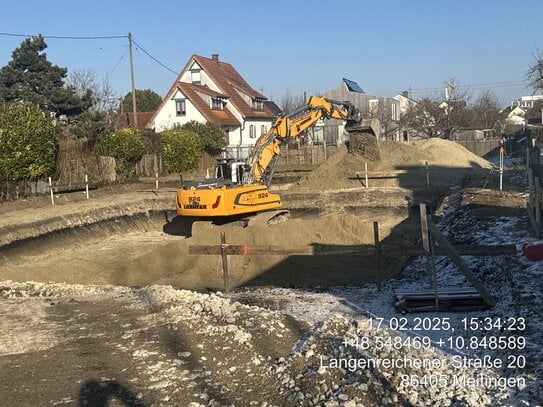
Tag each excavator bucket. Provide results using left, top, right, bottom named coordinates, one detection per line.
left=345, top=118, right=381, bottom=161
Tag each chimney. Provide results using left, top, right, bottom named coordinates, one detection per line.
left=402, top=90, right=409, bottom=98
left=211, top=54, right=219, bottom=63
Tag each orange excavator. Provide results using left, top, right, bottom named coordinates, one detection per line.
left=176, top=96, right=362, bottom=218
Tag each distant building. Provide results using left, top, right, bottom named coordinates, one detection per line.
left=393, top=90, right=419, bottom=141
left=323, top=78, right=400, bottom=141
left=147, top=54, right=278, bottom=158
left=115, top=112, right=155, bottom=129
left=525, top=100, right=543, bottom=125
left=511, top=95, right=543, bottom=109
left=500, top=105, right=526, bottom=126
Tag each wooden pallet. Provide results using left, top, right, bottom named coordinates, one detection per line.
left=394, top=287, right=490, bottom=312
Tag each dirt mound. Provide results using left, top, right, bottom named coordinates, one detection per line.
left=294, top=138, right=492, bottom=191
left=414, top=137, right=492, bottom=168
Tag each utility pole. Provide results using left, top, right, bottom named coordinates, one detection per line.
left=128, top=32, right=138, bottom=127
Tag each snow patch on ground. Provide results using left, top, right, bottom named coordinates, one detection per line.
left=0, top=299, right=60, bottom=355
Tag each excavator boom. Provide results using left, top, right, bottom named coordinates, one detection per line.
left=176, top=96, right=361, bottom=218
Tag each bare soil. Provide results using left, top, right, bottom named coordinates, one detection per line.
left=0, top=139, right=495, bottom=291
left=2, top=139, right=532, bottom=407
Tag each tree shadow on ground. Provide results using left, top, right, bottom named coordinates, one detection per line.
left=79, top=380, right=146, bottom=407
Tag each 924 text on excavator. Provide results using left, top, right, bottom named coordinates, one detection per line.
left=176, top=96, right=362, bottom=218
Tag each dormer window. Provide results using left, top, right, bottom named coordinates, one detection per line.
left=252, top=98, right=264, bottom=110
left=211, top=97, right=223, bottom=110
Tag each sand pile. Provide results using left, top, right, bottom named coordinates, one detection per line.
left=294, top=138, right=492, bottom=191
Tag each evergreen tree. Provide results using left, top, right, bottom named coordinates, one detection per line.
left=0, top=35, right=91, bottom=116
left=122, top=89, right=162, bottom=112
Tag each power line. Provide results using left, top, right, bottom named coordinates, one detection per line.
left=411, top=79, right=526, bottom=93
left=108, top=48, right=129, bottom=77
left=131, top=39, right=178, bottom=76
left=0, top=32, right=127, bottom=40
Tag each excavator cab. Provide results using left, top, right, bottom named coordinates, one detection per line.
left=214, top=158, right=250, bottom=186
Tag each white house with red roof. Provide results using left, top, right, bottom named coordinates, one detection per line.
left=147, top=54, right=280, bottom=154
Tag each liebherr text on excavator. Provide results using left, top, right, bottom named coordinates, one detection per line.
left=176, top=96, right=362, bottom=218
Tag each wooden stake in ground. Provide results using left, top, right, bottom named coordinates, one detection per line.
left=425, top=161, right=430, bottom=191
left=373, top=221, right=381, bottom=291
left=220, top=232, right=230, bottom=294
left=428, top=225, right=439, bottom=309
left=427, top=221, right=496, bottom=307
left=48, top=177, right=54, bottom=205
left=419, top=203, right=432, bottom=286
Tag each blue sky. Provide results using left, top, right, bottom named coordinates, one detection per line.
left=1, top=0, right=541, bottom=106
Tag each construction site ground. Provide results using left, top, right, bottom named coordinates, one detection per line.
left=0, top=139, right=541, bottom=406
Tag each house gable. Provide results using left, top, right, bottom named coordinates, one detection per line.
left=191, top=55, right=276, bottom=120
left=148, top=54, right=279, bottom=148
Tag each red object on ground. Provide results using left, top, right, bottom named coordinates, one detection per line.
left=522, top=242, right=543, bottom=261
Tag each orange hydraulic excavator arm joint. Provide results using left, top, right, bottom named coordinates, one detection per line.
left=248, top=96, right=360, bottom=183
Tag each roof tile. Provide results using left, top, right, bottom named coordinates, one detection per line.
left=178, top=83, right=240, bottom=127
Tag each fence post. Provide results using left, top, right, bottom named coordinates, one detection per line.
left=428, top=224, right=439, bottom=309
left=536, top=177, right=541, bottom=232
left=323, top=140, right=327, bottom=161
left=155, top=172, right=159, bottom=190
left=286, top=143, right=289, bottom=166
left=373, top=221, right=381, bottom=292
left=48, top=177, right=54, bottom=205
left=527, top=148, right=530, bottom=186
left=365, top=162, right=369, bottom=188
left=220, top=232, right=230, bottom=294
left=425, top=161, right=430, bottom=191
left=499, top=147, right=504, bottom=191
left=85, top=174, right=89, bottom=200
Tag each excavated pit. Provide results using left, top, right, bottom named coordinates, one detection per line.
left=0, top=206, right=417, bottom=289
left=0, top=139, right=492, bottom=291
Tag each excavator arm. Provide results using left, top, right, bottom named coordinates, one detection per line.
left=246, top=96, right=361, bottom=184
left=176, top=96, right=361, bottom=218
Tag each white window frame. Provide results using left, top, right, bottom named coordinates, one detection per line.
left=191, top=69, right=201, bottom=85
left=211, top=98, right=222, bottom=110
left=249, top=124, right=256, bottom=138
left=175, top=99, right=186, bottom=116
left=252, top=98, right=264, bottom=110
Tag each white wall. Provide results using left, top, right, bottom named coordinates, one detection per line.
left=151, top=89, right=206, bottom=132
left=238, top=120, right=272, bottom=146
left=153, top=59, right=274, bottom=148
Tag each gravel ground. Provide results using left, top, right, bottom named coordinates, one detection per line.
left=0, top=155, right=541, bottom=406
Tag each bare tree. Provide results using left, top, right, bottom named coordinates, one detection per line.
left=527, top=48, right=543, bottom=93
left=67, top=69, right=96, bottom=97
left=470, top=89, right=501, bottom=130
left=402, top=93, right=472, bottom=139
left=278, top=88, right=306, bottom=114
left=67, top=69, right=119, bottom=112
left=365, top=101, right=398, bottom=140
